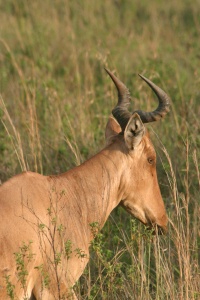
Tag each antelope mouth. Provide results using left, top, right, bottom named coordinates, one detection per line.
left=146, top=223, right=167, bottom=235
left=145, top=210, right=168, bottom=235
left=121, top=201, right=168, bottom=235
left=145, top=212, right=168, bottom=235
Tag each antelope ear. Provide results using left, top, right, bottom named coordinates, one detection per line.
left=105, top=116, right=122, bottom=144
left=124, top=113, right=145, bottom=150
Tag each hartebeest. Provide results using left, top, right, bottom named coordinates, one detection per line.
left=0, top=69, right=170, bottom=299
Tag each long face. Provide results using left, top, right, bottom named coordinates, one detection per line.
left=104, top=68, right=170, bottom=234
left=120, top=131, right=168, bottom=234
left=106, top=115, right=168, bottom=234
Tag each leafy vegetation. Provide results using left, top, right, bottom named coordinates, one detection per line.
left=0, top=0, right=199, bottom=299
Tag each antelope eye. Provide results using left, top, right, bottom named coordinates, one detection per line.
left=148, top=157, right=154, bottom=165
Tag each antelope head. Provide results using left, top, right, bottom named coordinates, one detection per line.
left=105, top=69, right=170, bottom=234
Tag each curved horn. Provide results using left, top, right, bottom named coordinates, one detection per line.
left=136, top=74, right=170, bottom=123
left=105, top=69, right=171, bottom=131
left=105, top=68, right=131, bottom=131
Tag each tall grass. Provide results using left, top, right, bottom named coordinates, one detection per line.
left=75, top=136, right=199, bottom=299
left=0, top=0, right=199, bottom=299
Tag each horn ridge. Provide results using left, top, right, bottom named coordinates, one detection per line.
left=105, top=68, right=171, bottom=130
left=137, top=74, right=170, bottom=123
left=105, top=68, right=132, bottom=131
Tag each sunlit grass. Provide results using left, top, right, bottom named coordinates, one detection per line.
left=0, top=0, right=199, bottom=299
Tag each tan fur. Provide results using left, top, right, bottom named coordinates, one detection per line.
left=0, top=117, right=167, bottom=299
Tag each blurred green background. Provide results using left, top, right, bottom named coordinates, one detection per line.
left=0, top=1, right=199, bottom=299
